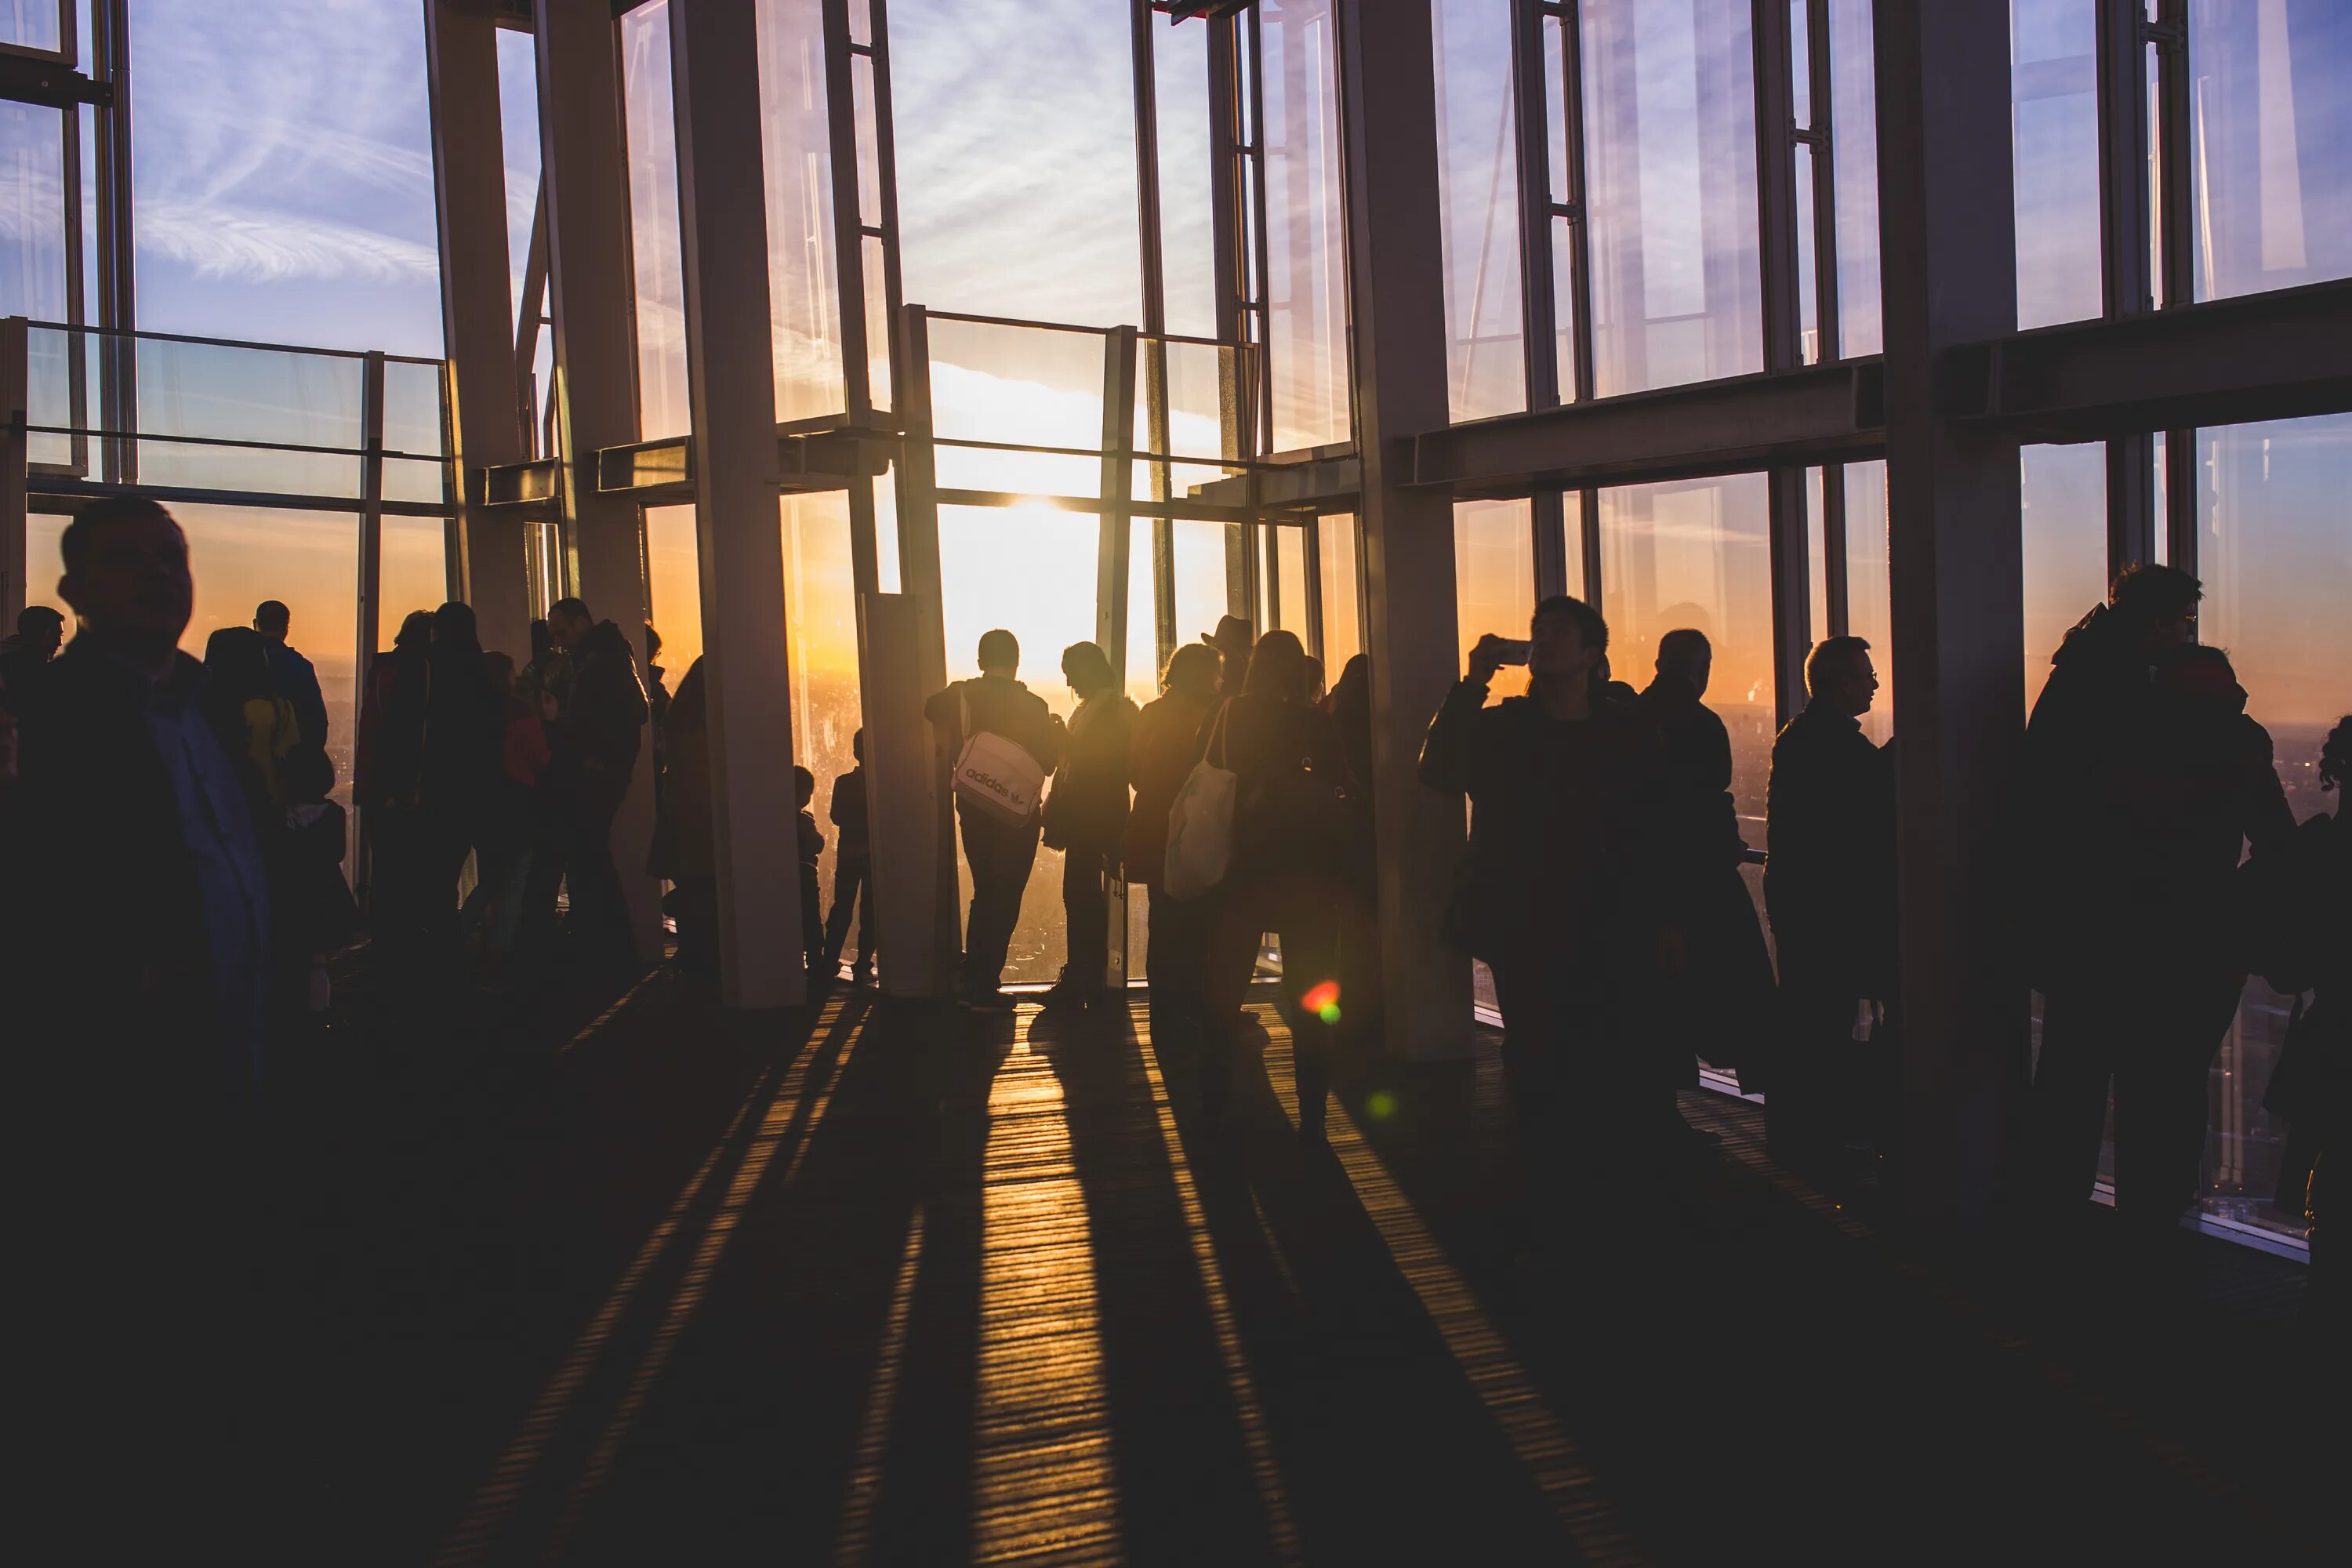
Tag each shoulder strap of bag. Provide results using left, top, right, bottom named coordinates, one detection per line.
left=959, top=687, right=971, bottom=748
left=1207, top=699, right=1232, bottom=770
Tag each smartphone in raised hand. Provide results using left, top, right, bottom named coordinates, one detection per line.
left=1472, top=634, right=1531, bottom=668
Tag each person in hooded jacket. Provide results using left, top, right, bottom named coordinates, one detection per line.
left=1042, top=641, right=1137, bottom=1011
left=2024, top=568, right=2296, bottom=1232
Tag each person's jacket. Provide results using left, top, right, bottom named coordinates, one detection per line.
left=354, top=642, right=429, bottom=808
left=1047, top=691, right=1137, bottom=852
left=830, top=768, right=870, bottom=861
left=3, top=643, right=262, bottom=1086
left=923, top=673, right=1064, bottom=808
left=238, top=695, right=303, bottom=811
left=265, top=641, right=328, bottom=752
left=422, top=646, right=504, bottom=818
left=1765, top=702, right=1896, bottom=992
left=1420, top=677, right=1671, bottom=964
left=1124, top=688, right=1213, bottom=887
left=1636, top=673, right=1750, bottom=881
left=2128, top=692, right=2294, bottom=964
left=1202, top=692, right=1357, bottom=889
left=563, top=620, right=650, bottom=812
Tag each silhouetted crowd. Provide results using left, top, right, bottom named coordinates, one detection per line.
left=2, top=503, right=2342, bottom=1319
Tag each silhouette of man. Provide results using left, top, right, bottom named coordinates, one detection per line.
left=1764, top=636, right=1896, bottom=1172
left=2024, top=570, right=2294, bottom=1231
left=825, top=729, right=876, bottom=982
left=548, top=595, right=650, bottom=966
left=0, top=604, right=65, bottom=712
left=924, top=630, right=1063, bottom=1010
left=253, top=598, right=328, bottom=751
left=1637, top=629, right=1775, bottom=1133
left=5, top=497, right=287, bottom=1556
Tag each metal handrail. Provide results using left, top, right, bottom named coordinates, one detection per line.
left=24, top=318, right=445, bottom=368
left=922, top=307, right=1229, bottom=348
left=24, top=423, right=445, bottom=464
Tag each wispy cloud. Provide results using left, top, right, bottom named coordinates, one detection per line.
left=140, top=199, right=439, bottom=284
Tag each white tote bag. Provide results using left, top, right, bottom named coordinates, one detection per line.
left=1162, top=703, right=1236, bottom=901
left=953, top=690, right=1047, bottom=825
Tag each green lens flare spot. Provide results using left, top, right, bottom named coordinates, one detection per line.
left=1365, top=1089, right=1398, bottom=1120
left=1316, top=1003, right=1342, bottom=1025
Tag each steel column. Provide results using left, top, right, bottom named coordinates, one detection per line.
left=2095, top=0, right=2157, bottom=578
left=1338, top=0, right=1472, bottom=1061
left=1874, top=0, right=2029, bottom=1230
left=2, top=317, right=27, bottom=630
left=535, top=0, right=662, bottom=963
left=891, top=306, right=957, bottom=990
left=426, top=0, right=532, bottom=662
left=90, top=0, right=134, bottom=483
left=667, top=0, right=808, bottom=1007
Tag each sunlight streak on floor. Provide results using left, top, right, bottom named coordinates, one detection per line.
left=1132, top=1012, right=1303, bottom=1564
left=432, top=996, right=855, bottom=1566
left=543, top=1005, right=869, bottom=1554
left=969, top=1007, right=1124, bottom=1564
left=830, top=1206, right=926, bottom=1568
left=1254, top=1007, right=1643, bottom=1567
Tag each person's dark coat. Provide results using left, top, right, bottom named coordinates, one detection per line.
left=422, top=638, right=503, bottom=825
left=1047, top=691, right=1137, bottom=853
left=830, top=767, right=870, bottom=862
left=5, top=643, right=264, bottom=1088
left=1124, top=688, right=1214, bottom=888
left=1200, top=692, right=1356, bottom=890
left=923, top=673, right=1064, bottom=811
left=265, top=640, right=328, bottom=752
left=1765, top=701, right=1897, bottom=995
left=1420, top=681, right=1671, bottom=975
left=563, top=619, right=650, bottom=815
left=1638, top=673, right=1777, bottom=1071
left=355, top=639, right=430, bottom=808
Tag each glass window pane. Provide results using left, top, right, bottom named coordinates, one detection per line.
left=2188, top=0, right=2352, bottom=301
left=1794, top=141, right=1820, bottom=365
left=926, top=318, right=1105, bottom=496
left=1806, top=466, right=1829, bottom=651
left=622, top=4, right=691, bottom=440
left=1, top=100, right=68, bottom=323
left=1155, top=15, right=1219, bottom=339
left=2194, top=412, right=2352, bottom=1238
left=1433, top=0, right=1526, bottom=421
left=1597, top=473, right=1776, bottom=830
left=2, top=3, right=64, bottom=52
left=758, top=0, right=847, bottom=422
left=1317, top=511, right=1361, bottom=668
left=1275, top=524, right=1308, bottom=641
left=2020, top=442, right=2108, bottom=713
left=1455, top=499, right=1537, bottom=702
left=643, top=503, right=703, bottom=678
left=783, top=493, right=865, bottom=927
left=496, top=26, right=540, bottom=337
left=379, top=514, right=449, bottom=649
left=132, top=339, right=365, bottom=495
left=1261, top=0, right=1352, bottom=451
left=1842, top=459, right=1893, bottom=746
left=862, top=234, right=893, bottom=413
left=1171, top=518, right=1231, bottom=651
left=1125, top=517, right=1160, bottom=710
left=2011, top=0, right=2103, bottom=328
left=1578, top=0, right=1764, bottom=397
left=938, top=503, right=1101, bottom=985
left=1828, top=0, right=1881, bottom=357
left=892, top=0, right=1139, bottom=327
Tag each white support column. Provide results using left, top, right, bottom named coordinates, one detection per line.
left=423, top=0, right=531, bottom=662
left=535, top=0, right=662, bottom=962
left=1875, top=0, right=2029, bottom=1230
left=1338, top=0, right=1472, bottom=1062
left=669, top=0, right=804, bottom=1008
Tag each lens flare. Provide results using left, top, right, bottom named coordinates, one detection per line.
left=1366, top=1090, right=1398, bottom=1120
left=1316, top=1003, right=1342, bottom=1025
left=1301, top=980, right=1341, bottom=1014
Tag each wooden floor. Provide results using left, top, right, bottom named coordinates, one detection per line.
left=246, top=966, right=2321, bottom=1566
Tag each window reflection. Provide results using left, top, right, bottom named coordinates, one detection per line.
left=892, top=0, right=1141, bottom=328
left=1597, top=474, right=1775, bottom=830
left=1455, top=499, right=1536, bottom=702
left=756, top=0, right=848, bottom=421
left=1827, top=0, right=1881, bottom=358
left=1154, top=15, right=1219, bottom=340
left=620, top=3, right=691, bottom=441
left=1842, top=459, right=1893, bottom=746
left=1432, top=0, right=1526, bottom=421
left=0, top=100, right=68, bottom=324
left=1317, top=512, right=1361, bottom=668
left=2188, top=0, right=2352, bottom=301
left=2195, top=412, right=2352, bottom=1236
left=1578, top=0, right=1763, bottom=397
left=2020, top=442, right=2107, bottom=711
left=1260, top=0, right=1351, bottom=452
left=2011, top=0, right=2103, bottom=329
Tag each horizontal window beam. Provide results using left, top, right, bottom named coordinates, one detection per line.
left=1946, top=278, right=2352, bottom=439
left=1412, top=360, right=1886, bottom=494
